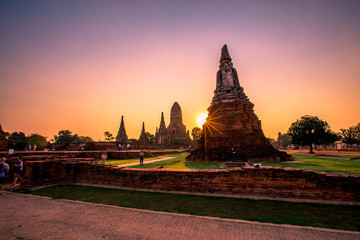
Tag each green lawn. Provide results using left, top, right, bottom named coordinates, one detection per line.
left=260, top=155, right=360, bottom=174
left=99, top=156, right=162, bottom=166
left=24, top=185, right=360, bottom=231
left=97, top=152, right=360, bottom=174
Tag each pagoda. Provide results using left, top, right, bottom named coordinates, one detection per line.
left=116, top=116, right=128, bottom=143
left=187, top=45, right=293, bottom=162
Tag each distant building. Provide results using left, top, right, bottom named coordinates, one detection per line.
left=155, top=102, right=192, bottom=146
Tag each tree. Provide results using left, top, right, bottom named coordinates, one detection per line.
left=27, top=133, right=47, bottom=150
left=278, top=134, right=292, bottom=149
left=288, top=115, right=336, bottom=153
left=78, top=136, right=93, bottom=143
left=145, top=132, right=155, bottom=144
left=54, top=130, right=78, bottom=144
left=268, top=138, right=277, bottom=147
left=53, top=130, right=93, bottom=144
left=8, top=132, right=27, bottom=150
left=191, top=127, right=202, bottom=143
left=104, top=131, right=115, bottom=141
left=341, top=123, right=360, bottom=146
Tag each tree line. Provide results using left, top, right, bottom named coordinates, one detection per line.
left=5, top=130, right=93, bottom=150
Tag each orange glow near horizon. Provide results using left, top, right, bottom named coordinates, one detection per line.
left=0, top=1, right=359, bottom=141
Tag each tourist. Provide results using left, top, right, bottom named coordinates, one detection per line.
left=127, top=143, right=130, bottom=150
left=119, top=144, right=122, bottom=151
left=100, top=152, right=108, bottom=165
left=139, top=150, right=144, bottom=166
left=0, top=158, right=9, bottom=189
left=33, top=144, right=37, bottom=151
left=13, top=157, right=24, bottom=185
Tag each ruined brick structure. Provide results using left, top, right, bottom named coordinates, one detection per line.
left=187, top=45, right=293, bottom=162
left=116, top=116, right=128, bottom=143
left=155, top=102, right=192, bottom=146
left=0, top=124, right=8, bottom=151
left=23, top=160, right=360, bottom=202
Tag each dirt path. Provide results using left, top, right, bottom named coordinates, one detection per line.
left=1, top=192, right=359, bottom=240
left=116, top=156, right=176, bottom=167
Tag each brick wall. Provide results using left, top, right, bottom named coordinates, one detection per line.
left=22, top=160, right=360, bottom=202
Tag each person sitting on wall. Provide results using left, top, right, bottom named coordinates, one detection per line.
left=100, top=152, right=108, bottom=165
left=13, top=157, right=24, bottom=186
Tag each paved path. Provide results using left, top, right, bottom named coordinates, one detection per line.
left=116, top=157, right=176, bottom=167
left=1, top=192, right=359, bottom=240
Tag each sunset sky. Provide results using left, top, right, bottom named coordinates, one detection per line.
left=1, top=0, right=359, bottom=141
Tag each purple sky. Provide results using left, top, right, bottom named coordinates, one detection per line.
left=1, top=0, right=359, bottom=141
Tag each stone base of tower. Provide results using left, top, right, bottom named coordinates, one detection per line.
left=186, top=99, right=293, bottom=162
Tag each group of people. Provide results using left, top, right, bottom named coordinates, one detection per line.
left=25, top=144, right=37, bottom=152
left=0, top=157, right=24, bottom=189
left=118, top=143, right=131, bottom=151
left=99, top=150, right=145, bottom=166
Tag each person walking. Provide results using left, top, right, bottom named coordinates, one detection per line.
left=13, top=157, right=24, bottom=185
left=139, top=150, right=144, bottom=166
left=0, top=158, right=9, bottom=190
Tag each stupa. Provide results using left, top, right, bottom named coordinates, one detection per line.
left=116, top=116, right=128, bottom=143
left=187, top=45, right=293, bottom=162
left=138, top=122, right=147, bottom=143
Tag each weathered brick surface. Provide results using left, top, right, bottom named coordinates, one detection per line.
left=22, top=160, right=360, bottom=202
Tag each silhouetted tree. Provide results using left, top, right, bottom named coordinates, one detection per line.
left=191, top=127, right=202, bottom=143
left=145, top=132, right=155, bottom=144
left=78, top=136, right=93, bottom=143
left=341, top=123, right=360, bottom=146
left=268, top=138, right=277, bottom=147
left=8, top=132, right=27, bottom=150
left=278, top=134, right=292, bottom=148
left=104, top=131, right=115, bottom=141
left=27, top=133, right=47, bottom=150
left=288, top=115, right=336, bottom=153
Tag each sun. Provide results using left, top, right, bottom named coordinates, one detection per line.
left=197, top=113, right=208, bottom=127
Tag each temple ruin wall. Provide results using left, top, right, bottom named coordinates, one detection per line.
left=22, top=160, right=360, bottom=202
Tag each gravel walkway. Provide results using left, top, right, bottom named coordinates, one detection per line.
left=1, top=192, right=359, bottom=240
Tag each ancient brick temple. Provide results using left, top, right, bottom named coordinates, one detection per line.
left=116, top=116, right=128, bottom=143
left=187, top=45, right=293, bottom=162
left=0, top=124, right=8, bottom=151
left=155, top=102, right=192, bottom=146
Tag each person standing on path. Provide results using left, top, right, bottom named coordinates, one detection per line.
left=100, top=152, right=108, bottom=165
left=139, top=150, right=144, bottom=166
left=0, top=158, right=9, bottom=189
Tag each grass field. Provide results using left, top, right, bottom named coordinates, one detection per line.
left=23, top=185, right=360, bottom=231
left=98, top=152, right=360, bottom=174
left=260, top=154, right=360, bottom=174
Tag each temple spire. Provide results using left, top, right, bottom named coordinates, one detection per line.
left=116, top=115, right=128, bottom=143
left=160, top=112, right=166, bottom=129
left=139, top=122, right=147, bottom=143
left=220, top=44, right=232, bottom=64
